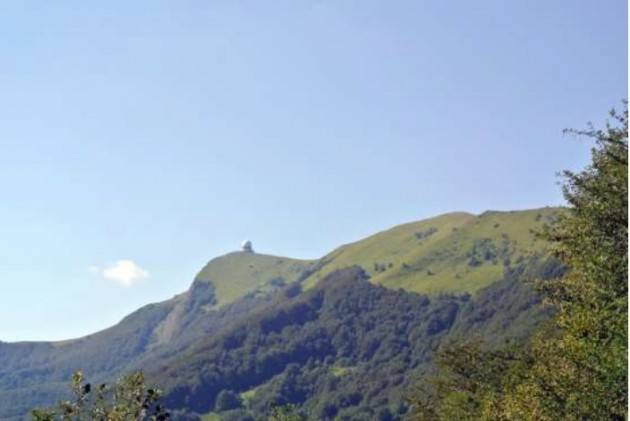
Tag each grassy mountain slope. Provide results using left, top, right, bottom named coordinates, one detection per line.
left=304, top=207, right=562, bottom=294
left=194, top=252, right=315, bottom=307
left=0, top=253, right=314, bottom=420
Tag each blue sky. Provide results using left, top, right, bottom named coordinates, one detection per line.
left=0, top=1, right=626, bottom=341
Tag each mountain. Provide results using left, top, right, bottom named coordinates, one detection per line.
left=0, top=253, right=313, bottom=420
left=193, top=252, right=314, bottom=307
left=304, top=207, right=559, bottom=294
left=0, top=208, right=563, bottom=420
left=155, top=257, right=564, bottom=420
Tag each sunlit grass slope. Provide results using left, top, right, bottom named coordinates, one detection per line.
left=194, top=252, right=315, bottom=307
left=200, top=413, right=220, bottom=421
left=193, top=208, right=562, bottom=306
left=303, top=207, right=562, bottom=294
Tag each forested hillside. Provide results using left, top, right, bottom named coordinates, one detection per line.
left=154, top=257, right=563, bottom=420
left=0, top=208, right=561, bottom=420
left=0, top=254, right=310, bottom=420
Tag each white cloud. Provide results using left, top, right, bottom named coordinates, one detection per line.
left=101, top=260, right=149, bottom=287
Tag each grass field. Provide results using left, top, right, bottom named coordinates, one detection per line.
left=192, top=208, right=563, bottom=309
left=303, top=207, right=562, bottom=294
left=193, top=251, right=315, bottom=307
left=200, top=413, right=221, bottom=421
left=240, top=385, right=261, bottom=404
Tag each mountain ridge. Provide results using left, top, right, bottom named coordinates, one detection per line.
left=303, top=206, right=562, bottom=294
left=1, top=207, right=563, bottom=347
left=0, top=206, right=564, bottom=419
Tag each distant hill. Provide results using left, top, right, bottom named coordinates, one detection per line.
left=0, top=253, right=311, bottom=419
left=304, top=207, right=561, bottom=294
left=0, top=207, right=563, bottom=419
left=194, top=252, right=314, bottom=307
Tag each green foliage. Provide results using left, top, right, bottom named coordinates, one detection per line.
left=409, top=339, right=537, bottom=421
left=31, top=370, right=169, bottom=421
left=152, top=257, right=559, bottom=419
left=214, top=390, right=242, bottom=412
left=409, top=103, right=628, bottom=420
left=466, top=238, right=498, bottom=267
left=414, top=227, right=438, bottom=241
left=268, top=404, right=305, bottom=421
left=501, top=102, right=629, bottom=420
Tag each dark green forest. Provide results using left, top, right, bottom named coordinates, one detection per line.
left=31, top=257, right=563, bottom=421
left=153, top=258, right=562, bottom=420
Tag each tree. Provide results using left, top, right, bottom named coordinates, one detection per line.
left=409, top=102, right=628, bottom=420
left=268, top=404, right=305, bottom=421
left=501, top=102, right=628, bottom=420
left=215, top=390, right=243, bottom=411
left=409, top=339, right=528, bottom=420
left=32, top=370, right=170, bottom=420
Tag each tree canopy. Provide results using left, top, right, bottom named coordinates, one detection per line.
left=32, top=371, right=170, bottom=421
left=410, top=102, right=628, bottom=420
